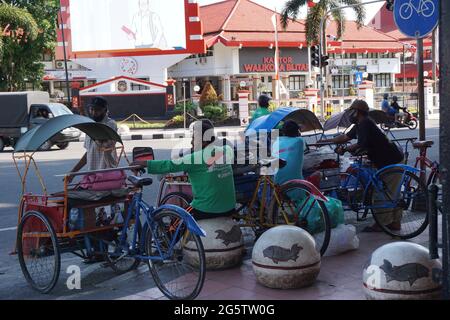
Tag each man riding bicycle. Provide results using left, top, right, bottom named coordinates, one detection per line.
left=319, top=100, right=404, bottom=232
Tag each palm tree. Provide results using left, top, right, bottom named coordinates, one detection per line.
left=281, top=0, right=366, bottom=45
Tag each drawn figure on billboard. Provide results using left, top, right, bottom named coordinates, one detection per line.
left=122, top=0, right=168, bottom=49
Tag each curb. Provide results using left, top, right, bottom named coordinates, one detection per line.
left=77, top=130, right=245, bottom=142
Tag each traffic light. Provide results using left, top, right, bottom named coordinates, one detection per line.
left=311, top=45, right=320, bottom=68
left=321, top=55, right=330, bottom=67
left=386, top=0, right=395, bottom=12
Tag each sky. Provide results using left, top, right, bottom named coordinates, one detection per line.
left=197, top=0, right=386, bottom=24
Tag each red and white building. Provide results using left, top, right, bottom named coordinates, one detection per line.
left=39, top=0, right=438, bottom=118
left=168, top=0, right=410, bottom=105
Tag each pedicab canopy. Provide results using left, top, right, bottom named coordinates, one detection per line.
left=245, top=107, right=323, bottom=135
left=14, top=115, right=123, bottom=153
left=323, top=109, right=391, bottom=132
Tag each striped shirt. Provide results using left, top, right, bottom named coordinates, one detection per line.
left=84, top=117, right=119, bottom=171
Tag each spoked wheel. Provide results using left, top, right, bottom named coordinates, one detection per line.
left=269, top=183, right=331, bottom=256
left=339, top=172, right=367, bottom=220
left=145, top=210, right=205, bottom=300
left=366, top=169, right=429, bottom=239
left=105, top=221, right=141, bottom=274
left=17, top=211, right=61, bottom=294
left=160, top=192, right=193, bottom=210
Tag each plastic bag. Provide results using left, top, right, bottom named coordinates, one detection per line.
left=287, top=193, right=344, bottom=235
left=314, top=224, right=360, bottom=257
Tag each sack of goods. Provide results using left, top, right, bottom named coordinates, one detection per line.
left=315, top=224, right=360, bottom=257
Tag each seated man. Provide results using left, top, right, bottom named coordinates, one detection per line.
left=391, top=96, right=405, bottom=123
left=272, top=121, right=344, bottom=231
left=271, top=121, right=305, bottom=185
left=133, top=120, right=237, bottom=220
left=381, top=93, right=397, bottom=121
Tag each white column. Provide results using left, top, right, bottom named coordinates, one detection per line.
left=304, top=88, right=319, bottom=114
left=238, top=90, right=250, bottom=127
left=424, top=79, right=436, bottom=119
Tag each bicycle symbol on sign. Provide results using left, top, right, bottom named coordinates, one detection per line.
left=399, top=0, right=435, bottom=20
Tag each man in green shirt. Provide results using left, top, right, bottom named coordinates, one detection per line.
left=132, top=121, right=237, bottom=220
left=251, top=94, right=272, bottom=123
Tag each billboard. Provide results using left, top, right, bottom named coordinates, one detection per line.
left=58, top=0, right=205, bottom=59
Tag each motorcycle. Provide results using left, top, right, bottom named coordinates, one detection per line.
left=381, top=108, right=418, bottom=131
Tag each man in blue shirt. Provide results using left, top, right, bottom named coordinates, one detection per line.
left=381, top=93, right=396, bottom=118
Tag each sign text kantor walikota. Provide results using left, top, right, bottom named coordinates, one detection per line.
left=242, top=56, right=309, bottom=73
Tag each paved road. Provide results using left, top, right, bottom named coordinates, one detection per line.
left=0, top=122, right=440, bottom=299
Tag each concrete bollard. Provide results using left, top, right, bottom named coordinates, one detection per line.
left=184, top=217, right=244, bottom=270
left=363, top=242, right=442, bottom=300
left=252, top=226, right=321, bottom=289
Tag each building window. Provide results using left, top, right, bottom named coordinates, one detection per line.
left=374, top=73, right=392, bottom=88
left=41, top=51, right=53, bottom=62
left=131, top=78, right=150, bottom=91
left=343, top=53, right=357, bottom=59
left=187, top=46, right=214, bottom=59
left=289, top=75, right=306, bottom=91
left=332, top=75, right=350, bottom=89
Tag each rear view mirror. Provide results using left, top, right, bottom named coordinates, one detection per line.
left=133, top=147, right=155, bottom=162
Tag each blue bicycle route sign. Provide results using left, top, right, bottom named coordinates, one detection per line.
left=394, top=0, right=439, bottom=38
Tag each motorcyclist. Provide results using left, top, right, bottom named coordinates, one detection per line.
left=391, top=96, right=406, bottom=124
left=381, top=93, right=397, bottom=120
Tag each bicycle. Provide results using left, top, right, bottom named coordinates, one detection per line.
left=327, top=148, right=429, bottom=239
left=400, top=0, right=435, bottom=20
left=159, top=158, right=332, bottom=256
left=105, top=175, right=206, bottom=300
left=392, top=137, right=440, bottom=187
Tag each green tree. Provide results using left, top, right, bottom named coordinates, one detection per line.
left=281, top=0, right=366, bottom=45
left=0, top=0, right=59, bottom=91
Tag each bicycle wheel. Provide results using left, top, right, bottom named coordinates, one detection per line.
left=339, top=172, right=366, bottom=218
left=105, top=221, right=141, bottom=274
left=145, top=210, right=205, bottom=300
left=17, top=211, right=61, bottom=294
left=160, top=192, right=193, bottom=210
left=366, top=169, right=429, bottom=239
left=269, top=183, right=331, bottom=256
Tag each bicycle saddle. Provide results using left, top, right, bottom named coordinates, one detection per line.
left=128, top=176, right=153, bottom=188
left=413, top=141, right=434, bottom=149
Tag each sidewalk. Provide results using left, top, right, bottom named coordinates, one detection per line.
left=63, top=226, right=431, bottom=301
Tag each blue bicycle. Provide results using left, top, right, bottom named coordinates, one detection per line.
left=104, top=175, right=206, bottom=300
left=327, top=149, right=429, bottom=239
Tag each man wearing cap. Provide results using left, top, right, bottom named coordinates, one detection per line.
left=68, top=97, right=119, bottom=181
left=132, top=120, right=236, bottom=220
left=320, top=100, right=404, bottom=232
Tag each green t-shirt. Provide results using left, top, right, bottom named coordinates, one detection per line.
left=147, top=145, right=236, bottom=214
left=251, top=107, right=271, bottom=122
